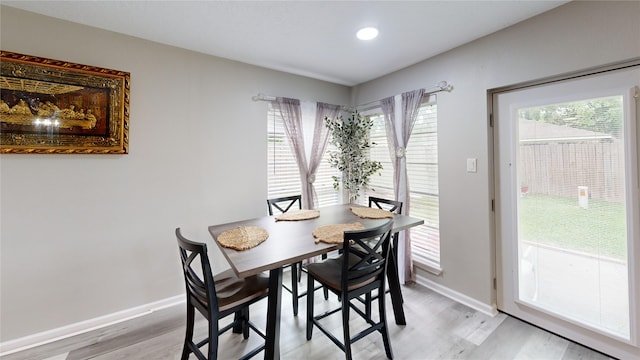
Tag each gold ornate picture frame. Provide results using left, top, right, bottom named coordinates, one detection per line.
left=1, top=51, right=130, bottom=154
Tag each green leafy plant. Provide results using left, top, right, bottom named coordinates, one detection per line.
left=325, top=110, right=383, bottom=202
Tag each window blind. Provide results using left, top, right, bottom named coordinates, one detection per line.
left=267, top=106, right=301, bottom=200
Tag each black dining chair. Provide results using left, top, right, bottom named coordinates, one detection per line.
left=306, top=220, right=395, bottom=360
left=267, top=195, right=327, bottom=316
left=176, top=228, right=268, bottom=360
left=267, top=194, right=302, bottom=216
left=361, top=196, right=404, bottom=318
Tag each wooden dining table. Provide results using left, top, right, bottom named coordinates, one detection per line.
left=208, top=203, right=424, bottom=359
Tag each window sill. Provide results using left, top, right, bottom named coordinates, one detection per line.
left=413, top=260, right=443, bottom=276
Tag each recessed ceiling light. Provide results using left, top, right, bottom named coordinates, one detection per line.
left=356, top=27, right=379, bottom=41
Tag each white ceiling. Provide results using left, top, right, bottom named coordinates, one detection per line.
left=3, top=1, right=569, bottom=86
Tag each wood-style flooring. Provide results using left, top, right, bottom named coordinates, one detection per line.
left=3, top=274, right=614, bottom=360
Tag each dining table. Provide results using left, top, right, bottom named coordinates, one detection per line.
left=208, top=203, right=424, bottom=359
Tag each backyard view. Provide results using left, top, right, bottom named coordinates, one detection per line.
left=516, top=95, right=630, bottom=339
left=520, top=194, right=627, bottom=260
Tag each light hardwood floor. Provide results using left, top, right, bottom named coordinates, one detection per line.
left=3, top=276, right=614, bottom=360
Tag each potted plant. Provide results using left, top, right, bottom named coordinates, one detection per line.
left=325, top=110, right=383, bottom=203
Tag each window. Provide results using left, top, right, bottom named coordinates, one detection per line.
left=267, top=104, right=339, bottom=207
left=363, top=98, right=441, bottom=269
left=313, top=141, right=340, bottom=207
left=362, top=113, right=394, bottom=200
left=268, top=98, right=440, bottom=267
left=267, top=106, right=301, bottom=199
left=517, top=95, right=630, bottom=338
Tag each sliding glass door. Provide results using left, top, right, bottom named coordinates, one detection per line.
left=494, top=65, right=639, bottom=359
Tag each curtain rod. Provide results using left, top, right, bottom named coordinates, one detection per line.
left=252, top=93, right=277, bottom=102
left=354, top=81, right=454, bottom=111
left=251, top=81, right=454, bottom=107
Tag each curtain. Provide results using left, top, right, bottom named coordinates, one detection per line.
left=270, top=97, right=310, bottom=207
left=381, top=89, right=425, bottom=281
left=306, top=102, right=342, bottom=209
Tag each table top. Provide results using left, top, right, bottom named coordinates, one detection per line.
left=208, top=204, right=424, bottom=278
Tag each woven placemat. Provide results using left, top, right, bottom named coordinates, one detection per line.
left=350, top=206, right=394, bottom=219
left=275, top=209, right=320, bottom=221
left=312, top=222, right=365, bottom=244
left=217, top=226, right=268, bottom=251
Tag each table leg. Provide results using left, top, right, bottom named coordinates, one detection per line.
left=264, top=267, right=282, bottom=359
left=387, top=235, right=406, bottom=325
left=232, top=309, right=246, bottom=334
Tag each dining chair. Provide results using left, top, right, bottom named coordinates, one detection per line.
left=175, top=228, right=268, bottom=360
left=362, top=196, right=404, bottom=318
left=267, top=195, right=327, bottom=316
left=306, top=220, right=394, bottom=360
left=266, top=194, right=302, bottom=216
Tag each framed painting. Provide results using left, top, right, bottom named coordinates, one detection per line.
left=0, top=51, right=130, bottom=154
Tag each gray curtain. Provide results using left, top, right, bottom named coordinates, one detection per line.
left=270, top=97, right=310, bottom=207
left=306, top=102, right=342, bottom=209
left=381, top=88, right=425, bottom=281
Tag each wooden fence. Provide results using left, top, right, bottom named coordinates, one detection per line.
left=519, top=141, right=625, bottom=202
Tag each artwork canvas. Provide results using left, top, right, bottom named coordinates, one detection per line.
left=1, top=51, right=130, bottom=154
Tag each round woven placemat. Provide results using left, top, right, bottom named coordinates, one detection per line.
left=217, top=226, right=268, bottom=251
left=275, top=209, right=320, bottom=221
left=350, top=206, right=394, bottom=219
left=312, top=222, right=365, bottom=244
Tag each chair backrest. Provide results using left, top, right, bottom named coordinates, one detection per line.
left=175, top=228, right=218, bottom=314
left=342, top=220, right=393, bottom=291
left=368, top=196, right=403, bottom=215
left=267, top=195, right=302, bottom=215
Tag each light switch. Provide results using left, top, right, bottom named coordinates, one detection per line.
left=467, top=158, right=477, bottom=173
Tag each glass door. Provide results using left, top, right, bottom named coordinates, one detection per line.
left=494, top=66, right=639, bottom=359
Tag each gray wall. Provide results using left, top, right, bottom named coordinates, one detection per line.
left=352, top=0, right=639, bottom=307
left=0, top=6, right=349, bottom=342
left=1, top=0, right=639, bottom=346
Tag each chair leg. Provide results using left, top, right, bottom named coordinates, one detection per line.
left=306, top=274, right=315, bottom=340
left=208, top=312, right=220, bottom=360
left=242, top=307, right=250, bottom=339
left=392, top=236, right=404, bottom=304
left=365, top=292, right=372, bottom=320
left=233, top=310, right=243, bottom=333
left=379, top=289, right=394, bottom=359
left=181, top=303, right=195, bottom=360
left=291, top=263, right=299, bottom=316
left=342, top=297, right=352, bottom=360
left=320, top=255, right=329, bottom=300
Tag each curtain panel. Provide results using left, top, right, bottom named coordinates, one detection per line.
left=306, top=102, right=342, bottom=209
left=381, top=88, right=425, bottom=281
left=270, top=97, right=310, bottom=208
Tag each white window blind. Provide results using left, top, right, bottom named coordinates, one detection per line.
left=363, top=99, right=441, bottom=268
left=267, top=105, right=339, bottom=207
left=363, top=114, right=395, bottom=201
left=314, top=141, right=340, bottom=208
left=267, top=106, right=301, bottom=200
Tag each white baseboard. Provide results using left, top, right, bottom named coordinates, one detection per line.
left=415, top=274, right=498, bottom=317
left=0, top=295, right=185, bottom=356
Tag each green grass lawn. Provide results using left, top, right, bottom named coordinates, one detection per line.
left=519, top=194, right=628, bottom=260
